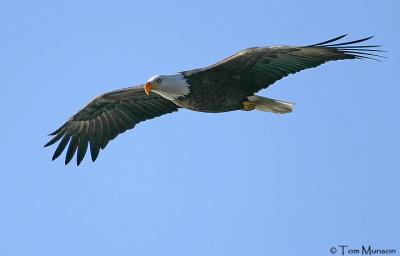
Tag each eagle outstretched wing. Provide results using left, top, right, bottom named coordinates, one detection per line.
left=185, top=35, right=384, bottom=95
left=44, top=86, right=179, bottom=165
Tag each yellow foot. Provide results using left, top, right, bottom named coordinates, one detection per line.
left=242, top=101, right=256, bottom=111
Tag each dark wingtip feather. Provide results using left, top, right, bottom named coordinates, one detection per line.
left=100, top=139, right=110, bottom=150
left=336, top=45, right=382, bottom=49
left=44, top=131, right=64, bottom=147
left=77, top=140, right=88, bottom=166
left=90, top=140, right=101, bottom=162
left=307, top=35, right=377, bottom=48
left=307, top=34, right=348, bottom=47
left=65, top=136, right=79, bottom=165
left=343, top=50, right=386, bottom=59
left=354, top=55, right=383, bottom=62
left=308, top=35, right=385, bottom=61
left=52, top=135, right=70, bottom=161
left=323, top=36, right=375, bottom=47
left=337, top=48, right=386, bottom=53
left=48, top=124, right=66, bottom=136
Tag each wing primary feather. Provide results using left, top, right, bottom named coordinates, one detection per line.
left=99, top=114, right=111, bottom=149
left=48, top=124, right=66, bottom=136
left=65, top=136, right=79, bottom=165
left=352, top=55, right=382, bottom=61
left=307, top=34, right=348, bottom=46
left=88, top=118, right=102, bottom=162
left=77, top=139, right=88, bottom=166
left=100, top=140, right=110, bottom=150
left=52, top=135, right=70, bottom=161
left=342, top=50, right=386, bottom=58
left=75, top=122, right=89, bottom=165
left=44, top=131, right=65, bottom=147
left=89, top=139, right=101, bottom=162
left=323, top=36, right=374, bottom=47
left=335, top=45, right=382, bottom=49
left=337, top=48, right=386, bottom=53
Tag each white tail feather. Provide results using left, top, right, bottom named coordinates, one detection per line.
left=247, top=95, right=295, bottom=114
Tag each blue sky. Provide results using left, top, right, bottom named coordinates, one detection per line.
left=1, top=0, right=399, bottom=255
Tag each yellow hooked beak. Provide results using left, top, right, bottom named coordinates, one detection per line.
left=144, top=82, right=152, bottom=96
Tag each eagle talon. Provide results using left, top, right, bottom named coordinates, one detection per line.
left=242, top=101, right=256, bottom=111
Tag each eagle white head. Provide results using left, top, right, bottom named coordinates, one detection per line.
left=144, top=74, right=190, bottom=101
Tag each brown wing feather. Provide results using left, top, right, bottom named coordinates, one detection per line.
left=184, top=35, right=383, bottom=96
left=44, top=85, right=179, bottom=165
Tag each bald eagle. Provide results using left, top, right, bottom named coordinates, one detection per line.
left=45, top=35, right=383, bottom=165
